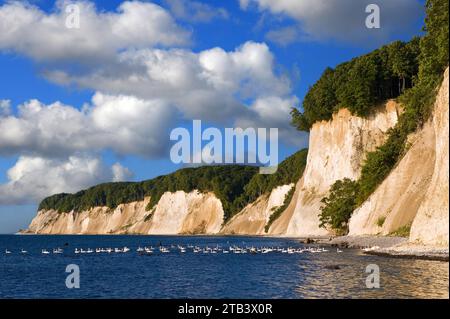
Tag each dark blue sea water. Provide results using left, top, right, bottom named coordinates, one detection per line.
left=0, top=235, right=448, bottom=299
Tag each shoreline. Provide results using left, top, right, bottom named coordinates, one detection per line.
left=316, top=235, right=449, bottom=262
left=364, top=249, right=449, bottom=262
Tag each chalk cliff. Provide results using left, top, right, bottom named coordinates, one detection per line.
left=410, top=68, right=449, bottom=246
left=27, top=102, right=401, bottom=236
left=28, top=185, right=295, bottom=235
left=348, top=68, right=449, bottom=246
left=28, top=190, right=224, bottom=235
left=221, top=184, right=293, bottom=235
left=25, top=71, right=448, bottom=244
left=282, top=101, right=401, bottom=236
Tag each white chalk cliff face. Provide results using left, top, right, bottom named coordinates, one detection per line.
left=410, top=68, right=449, bottom=246
left=28, top=185, right=294, bottom=235
left=221, top=184, right=293, bottom=235
left=28, top=190, right=224, bottom=235
left=283, top=101, right=401, bottom=236
left=349, top=68, right=449, bottom=247
left=348, top=122, right=435, bottom=236
left=143, top=191, right=224, bottom=235
left=27, top=102, right=401, bottom=236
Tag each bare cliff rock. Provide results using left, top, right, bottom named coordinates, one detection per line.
left=27, top=190, right=224, bottom=235
left=348, top=123, right=435, bottom=236
left=348, top=68, right=449, bottom=247
left=410, top=68, right=449, bottom=246
left=282, top=101, right=401, bottom=236
left=221, top=184, right=293, bottom=235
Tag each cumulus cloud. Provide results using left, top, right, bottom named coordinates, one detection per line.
left=241, top=0, right=423, bottom=44
left=112, top=163, right=133, bottom=182
left=1, top=27, right=302, bottom=166
left=0, top=0, right=190, bottom=62
left=0, top=1, right=308, bottom=207
left=0, top=100, right=10, bottom=116
left=0, top=94, right=176, bottom=158
left=0, top=155, right=133, bottom=205
left=45, top=42, right=291, bottom=123
left=164, top=0, right=228, bottom=23
left=235, top=96, right=307, bottom=148
left=0, top=1, right=297, bottom=131
left=265, top=26, right=299, bottom=46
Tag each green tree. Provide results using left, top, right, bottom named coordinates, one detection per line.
left=419, top=0, right=449, bottom=83
left=389, top=39, right=420, bottom=94
left=319, top=179, right=358, bottom=235
left=291, top=39, right=421, bottom=131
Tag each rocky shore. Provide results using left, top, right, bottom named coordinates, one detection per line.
left=315, top=235, right=449, bottom=262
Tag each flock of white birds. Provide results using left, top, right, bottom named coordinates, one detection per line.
left=3, top=245, right=347, bottom=255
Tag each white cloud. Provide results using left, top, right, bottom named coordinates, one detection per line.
left=112, top=163, right=133, bottom=182
left=0, top=0, right=190, bottom=62
left=0, top=1, right=311, bottom=208
left=52, top=41, right=290, bottom=98
left=0, top=100, right=10, bottom=116
left=0, top=94, right=176, bottom=158
left=164, top=0, right=228, bottom=23
left=44, top=42, right=291, bottom=124
left=0, top=1, right=298, bottom=138
left=199, top=42, right=289, bottom=97
left=241, top=0, right=423, bottom=44
left=0, top=155, right=133, bottom=205
left=265, top=26, right=299, bottom=46
left=235, top=96, right=307, bottom=147
left=239, top=0, right=251, bottom=10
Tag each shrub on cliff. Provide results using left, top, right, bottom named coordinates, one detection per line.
left=319, top=179, right=358, bottom=235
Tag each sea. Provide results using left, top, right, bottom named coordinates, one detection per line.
left=0, top=235, right=448, bottom=299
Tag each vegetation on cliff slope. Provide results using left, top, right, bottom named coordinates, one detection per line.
left=264, top=186, right=296, bottom=233
left=237, top=148, right=307, bottom=207
left=39, top=149, right=308, bottom=223
left=294, top=0, right=448, bottom=234
left=291, top=39, right=420, bottom=131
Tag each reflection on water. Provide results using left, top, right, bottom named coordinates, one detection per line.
left=295, top=251, right=449, bottom=298
left=0, top=235, right=448, bottom=299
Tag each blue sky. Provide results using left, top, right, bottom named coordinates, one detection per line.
left=0, top=0, right=425, bottom=233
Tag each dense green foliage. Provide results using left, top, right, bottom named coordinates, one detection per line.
left=237, top=149, right=308, bottom=206
left=244, top=149, right=307, bottom=232
left=319, top=179, right=359, bottom=235
left=291, top=39, right=420, bottom=131
left=39, top=149, right=308, bottom=223
left=39, top=165, right=258, bottom=222
left=317, top=0, right=448, bottom=233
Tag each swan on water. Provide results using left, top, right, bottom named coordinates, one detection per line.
left=22, top=242, right=342, bottom=257
left=362, top=246, right=380, bottom=252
